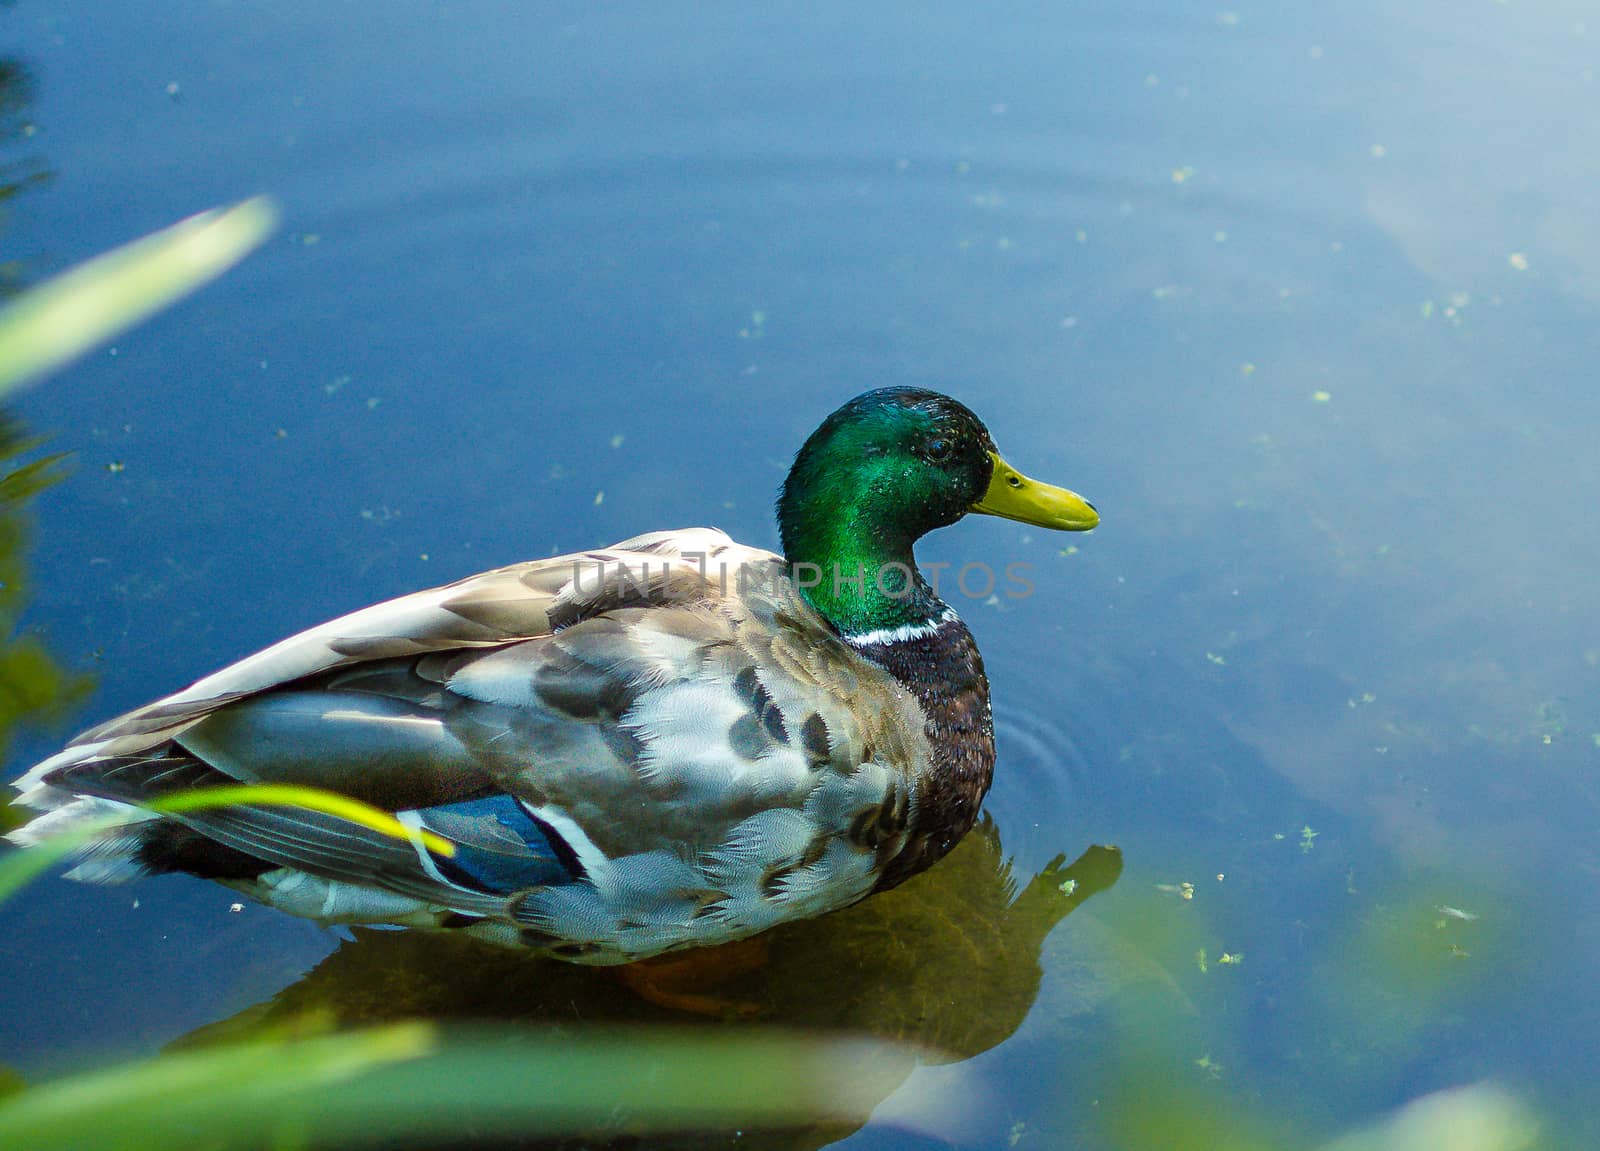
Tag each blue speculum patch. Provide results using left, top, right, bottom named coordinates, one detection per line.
left=418, top=795, right=579, bottom=895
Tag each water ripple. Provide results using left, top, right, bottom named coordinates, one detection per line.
left=986, top=691, right=1103, bottom=874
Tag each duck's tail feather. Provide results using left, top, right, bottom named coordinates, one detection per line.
left=59, top=831, right=150, bottom=884
left=6, top=777, right=162, bottom=884
left=7, top=750, right=276, bottom=883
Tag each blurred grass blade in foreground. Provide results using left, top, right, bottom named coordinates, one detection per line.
left=1318, top=1082, right=1538, bottom=1151
left=0, top=1023, right=435, bottom=1151
left=0, top=1024, right=931, bottom=1151
left=0, top=196, right=277, bottom=396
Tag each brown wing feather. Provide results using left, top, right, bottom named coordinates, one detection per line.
left=13, top=528, right=764, bottom=800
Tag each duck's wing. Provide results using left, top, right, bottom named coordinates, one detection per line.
left=11, top=528, right=755, bottom=803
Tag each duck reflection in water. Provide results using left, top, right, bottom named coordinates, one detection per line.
left=180, top=819, right=1121, bottom=1150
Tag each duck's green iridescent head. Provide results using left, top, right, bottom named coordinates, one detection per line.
left=777, top=387, right=1098, bottom=638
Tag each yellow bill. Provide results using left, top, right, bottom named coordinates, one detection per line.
left=972, top=450, right=1099, bottom=531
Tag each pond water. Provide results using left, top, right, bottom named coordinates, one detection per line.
left=2, top=2, right=1597, bottom=1147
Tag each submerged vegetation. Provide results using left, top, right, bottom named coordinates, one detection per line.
left=0, top=418, right=88, bottom=800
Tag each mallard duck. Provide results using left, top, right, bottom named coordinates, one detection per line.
left=9, top=387, right=1096, bottom=963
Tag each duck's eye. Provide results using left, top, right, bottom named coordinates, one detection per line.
left=925, top=438, right=953, bottom=463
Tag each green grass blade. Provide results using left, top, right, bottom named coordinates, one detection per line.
left=0, top=1026, right=925, bottom=1151
left=0, top=1023, right=436, bottom=1151
left=0, top=196, right=277, bottom=396
left=149, top=785, right=456, bottom=857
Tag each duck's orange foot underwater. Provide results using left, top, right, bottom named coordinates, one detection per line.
left=614, top=937, right=773, bottom=1018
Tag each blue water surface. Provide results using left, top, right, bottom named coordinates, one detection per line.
left=2, top=2, right=1598, bottom=1147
